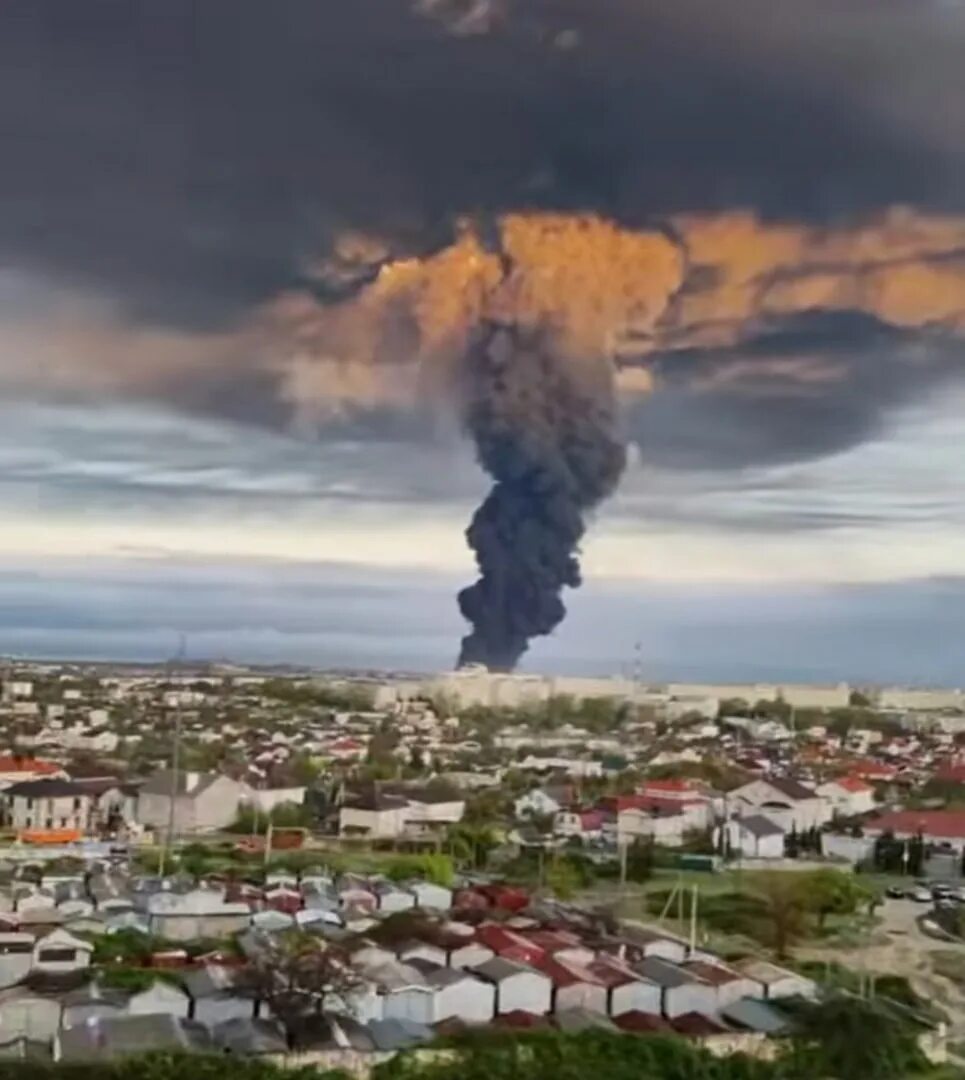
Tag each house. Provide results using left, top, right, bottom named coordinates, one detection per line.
left=372, top=881, right=416, bottom=915
left=55, top=1013, right=212, bottom=1062
left=447, top=937, right=494, bottom=971
left=60, top=983, right=129, bottom=1027
left=3, top=779, right=93, bottom=832
left=408, top=881, right=452, bottom=912
left=536, top=957, right=608, bottom=1015
left=402, top=789, right=465, bottom=836
left=818, top=776, right=876, bottom=818
left=720, top=815, right=785, bottom=860
left=0, top=933, right=34, bottom=989
left=634, top=957, right=718, bottom=1019
left=729, top=777, right=830, bottom=831
left=586, top=958, right=662, bottom=1017
left=136, top=771, right=246, bottom=833
left=241, top=784, right=306, bottom=815
left=424, top=967, right=495, bottom=1024
left=554, top=809, right=606, bottom=841
left=865, top=810, right=965, bottom=853
left=396, top=940, right=448, bottom=969
left=473, top=958, right=552, bottom=1016
left=126, top=979, right=191, bottom=1018
left=735, top=959, right=817, bottom=1001
left=31, top=928, right=93, bottom=974
left=681, top=960, right=762, bottom=1010
left=474, top=925, right=544, bottom=966
left=183, top=965, right=257, bottom=1026
left=146, top=889, right=252, bottom=941
left=0, top=757, right=65, bottom=790
left=339, top=792, right=409, bottom=839
left=0, top=992, right=61, bottom=1043
left=514, top=789, right=563, bottom=821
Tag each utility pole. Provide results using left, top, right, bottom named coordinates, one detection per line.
left=263, top=821, right=274, bottom=870
left=689, top=884, right=699, bottom=954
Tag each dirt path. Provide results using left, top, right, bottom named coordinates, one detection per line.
left=800, top=898, right=965, bottom=1035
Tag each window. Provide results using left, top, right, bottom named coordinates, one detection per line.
left=45, top=818, right=53, bottom=829
left=26, top=798, right=33, bottom=810
left=37, top=948, right=77, bottom=963
left=60, top=817, right=68, bottom=828
left=73, top=798, right=82, bottom=811
left=24, top=817, right=32, bottom=828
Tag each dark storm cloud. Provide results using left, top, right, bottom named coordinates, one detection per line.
left=0, top=0, right=962, bottom=325
left=626, top=313, right=965, bottom=470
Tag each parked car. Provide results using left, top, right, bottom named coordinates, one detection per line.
left=885, top=886, right=906, bottom=899
left=908, top=887, right=933, bottom=902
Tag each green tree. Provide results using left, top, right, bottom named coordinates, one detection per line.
left=784, top=995, right=930, bottom=1079
left=802, top=868, right=870, bottom=929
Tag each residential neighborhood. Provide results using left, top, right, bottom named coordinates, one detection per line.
left=0, top=662, right=962, bottom=1069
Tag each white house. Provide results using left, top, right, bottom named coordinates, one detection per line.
left=127, top=980, right=191, bottom=1018
left=729, top=777, right=830, bottom=831
left=339, top=794, right=410, bottom=839
left=473, top=957, right=553, bottom=1015
left=3, top=779, right=93, bottom=832
left=0, top=933, right=34, bottom=989
left=425, top=968, right=495, bottom=1024
left=514, top=790, right=564, bottom=820
left=719, top=815, right=785, bottom=860
left=146, top=890, right=251, bottom=941
left=817, top=776, right=876, bottom=818
left=735, top=960, right=817, bottom=1001
left=634, top=957, right=718, bottom=1019
left=31, top=929, right=93, bottom=974
left=137, top=771, right=246, bottom=833
left=408, top=881, right=452, bottom=911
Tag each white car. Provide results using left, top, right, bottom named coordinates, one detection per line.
left=908, top=886, right=933, bottom=902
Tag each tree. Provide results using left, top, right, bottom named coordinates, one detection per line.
left=906, top=832, right=926, bottom=878
left=446, top=823, right=499, bottom=870
left=785, top=994, right=929, bottom=1079
left=850, top=689, right=873, bottom=708
left=241, top=931, right=365, bottom=1045
left=802, top=868, right=870, bottom=930
left=752, top=872, right=811, bottom=959
left=545, top=856, right=581, bottom=900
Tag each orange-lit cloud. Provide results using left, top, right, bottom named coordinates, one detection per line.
left=265, top=207, right=965, bottom=418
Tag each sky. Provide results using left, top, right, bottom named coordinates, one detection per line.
left=0, top=0, right=963, bottom=682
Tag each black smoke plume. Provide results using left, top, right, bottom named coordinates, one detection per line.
left=457, top=322, right=627, bottom=671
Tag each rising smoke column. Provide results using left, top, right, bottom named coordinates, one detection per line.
left=457, top=321, right=627, bottom=671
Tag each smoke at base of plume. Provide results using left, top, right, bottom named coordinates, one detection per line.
left=457, top=322, right=626, bottom=672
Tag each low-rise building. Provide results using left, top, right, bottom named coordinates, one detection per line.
left=3, top=779, right=93, bottom=832
left=137, top=771, right=246, bottom=834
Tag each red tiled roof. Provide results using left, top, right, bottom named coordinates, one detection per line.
left=639, top=781, right=708, bottom=799
left=683, top=961, right=742, bottom=986
left=0, top=757, right=61, bottom=776
left=521, top=929, right=583, bottom=953
left=532, top=957, right=603, bottom=989
left=584, top=959, right=639, bottom=988
left=475, top=925, right=544, bottom=963
left=614, top=1011, right=672, bottom=1034
left=836, top=775, right=873, bottom=793
left=869, top=809, right=965, bottom=839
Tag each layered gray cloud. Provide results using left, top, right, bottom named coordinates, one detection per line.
left=1, top=0, right=962, bottom=324
left=0, top=553, right=961, bottom=685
